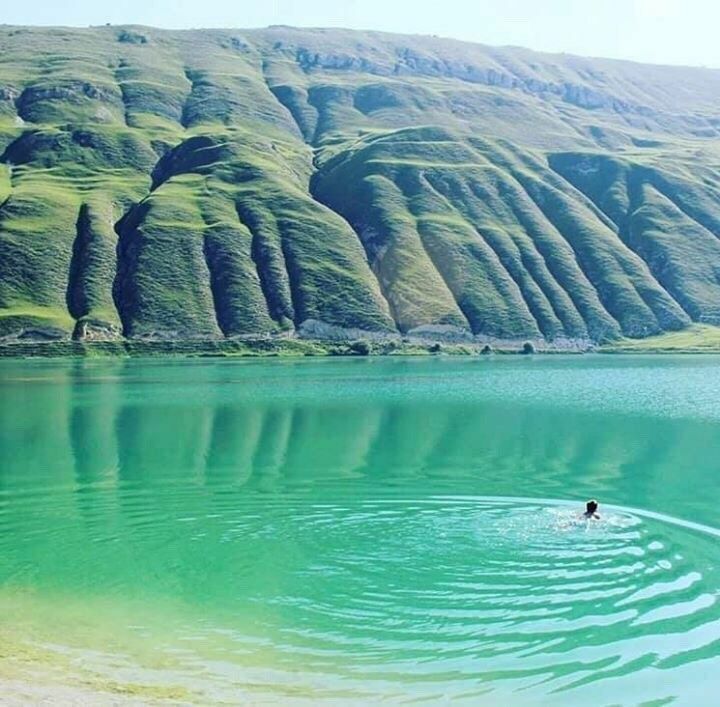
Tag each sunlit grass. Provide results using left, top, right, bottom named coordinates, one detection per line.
left=2, top=24, right=720, bottom=347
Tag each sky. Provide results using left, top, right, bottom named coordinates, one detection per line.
left=2, top=0, right=719, bottom=68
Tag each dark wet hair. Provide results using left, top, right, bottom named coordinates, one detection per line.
left=586, top=499, right=598, bottom=513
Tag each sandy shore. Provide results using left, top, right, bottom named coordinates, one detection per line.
left=0, top=678, right=165, bottom=706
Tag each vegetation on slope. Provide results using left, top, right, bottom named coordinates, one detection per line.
left=602, top=324, right=720, bottom=353
left=2, top=25, right=720, bottom=347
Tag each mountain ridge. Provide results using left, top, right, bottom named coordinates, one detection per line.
left=2, top=24, right=720, bottom=345
left=7, top=23, right=719, bottom=72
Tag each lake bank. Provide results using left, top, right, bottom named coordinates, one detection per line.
left=0, top=337, right=577, bottom=358
left=3, top=324, right=720, bottom=357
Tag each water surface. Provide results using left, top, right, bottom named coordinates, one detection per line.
left=1, top=355, right=720, bottom=704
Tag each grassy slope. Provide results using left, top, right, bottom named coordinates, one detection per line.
left=2, top=25, right=720, bottom=346
left=602, top=324, right=720, bottom=352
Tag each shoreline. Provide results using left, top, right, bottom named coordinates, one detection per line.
left=0, top=337, right=582, bottom=359
left=2, top=340, right=720, bottom=359
left=3, top=324, right=720, bottom=358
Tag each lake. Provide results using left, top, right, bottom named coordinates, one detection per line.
left=1, top=355, right=719, bottom=704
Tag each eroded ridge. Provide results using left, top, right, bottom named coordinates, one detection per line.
left=1, top=25, right=719, bottom=344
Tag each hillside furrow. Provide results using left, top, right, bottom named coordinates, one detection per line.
left=587, top=171, right=698, bottom=321
left=419, top=170, right=561, bottom=338
left=0, top=183, right=80, bottom=337
left=466, top=223, right=545, bottom=337
left=113, top=61, right=132, bottom=127
left=114, top=50, right=189, bottom=130
left=406, top=220, right=477, bottom=336
left=180, top=69, right=200, bottom=129
left=550, top=154, right=720, bottom=325
left=236, top=201, right=297, bottom=329
left=612, top=173, right=689, bottom=310
left=258, top=70, right=397, bottom=327
left=112, top=203, right=144, bottom=337
left=516, top=174, right=647, bottom=336
left=510, top=169, right=688, bottom=337
left=622, top=200, right=697, bottom=322
left=398, top=169, right=538, bottom=337
left=66, top=202, right=123, bottom=337
left=443, top=136, right=615, bottom=339
left=314, top=169, right=468, bottom=333
left=410, top=173, right=499, bottom=335
left=6, top=25, right=720, bottom=344
left=266, top=192, right=396, bottom=334
left=113, top=189, right=221, bottom=339
left=650, top=176, right=720, bottom=243
left=461, top=177, right=569, bottom=338
left=501, top=188, right=611, bottom=339
left=546, top=153, right=627, bottom=230
left=305, top=181, right=396, bottom=328
left=261, top=60, right=317, bottom=144
left=627, top=189, right=720, bottom=324
left=201, top=232, right=233, bottom=337
left=196, top=183, right=272, bottom=337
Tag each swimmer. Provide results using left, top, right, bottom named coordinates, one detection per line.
left=583, top=499, right=600, bottom=520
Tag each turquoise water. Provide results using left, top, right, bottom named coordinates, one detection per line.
left=1, top=356, right=720, bottom=704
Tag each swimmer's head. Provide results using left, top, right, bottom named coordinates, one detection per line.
left=586, top=499, right=598, bottom=514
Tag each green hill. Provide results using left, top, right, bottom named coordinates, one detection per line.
left=3, top=25, right=720, bottom=346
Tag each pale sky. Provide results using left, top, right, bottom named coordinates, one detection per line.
left=2, top=0, right=718, bottom=68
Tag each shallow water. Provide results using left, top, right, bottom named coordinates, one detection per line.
left=1, top=355, right=720, bottom=704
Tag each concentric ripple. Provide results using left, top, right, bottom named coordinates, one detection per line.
left=3, top=357, right=720, bottom=704
left=222, top=497, right=720, bottom=704
left=2, top=493, right=719, bottom=704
